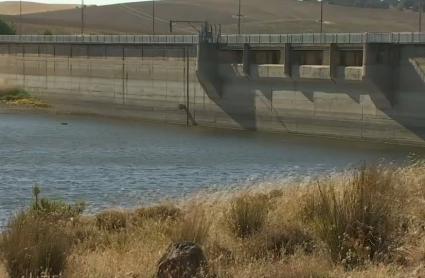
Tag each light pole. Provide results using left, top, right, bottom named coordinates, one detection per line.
left=81, top=0, right=85, bottom=35
left=152, top=0, right=156, bottom=35
left=319, top=0, right=323, bottom=33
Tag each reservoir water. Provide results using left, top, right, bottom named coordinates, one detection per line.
left=1, top=112, right=424, bottom=226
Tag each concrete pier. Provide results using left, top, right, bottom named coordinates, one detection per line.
left=0, top=33, right=424, bottom=145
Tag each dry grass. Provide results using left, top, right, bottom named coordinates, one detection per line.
left=302, top=165, right=404, bottom=267
left=0, top=2, right=76, bottom=16
left=0, top=212, right=75, bottom=277
left=135, top=204, right=181, bottom=222
left=226, top=194, right=269, bottom=238
left=168, top=205, right=211, bottom=245
left=96, top=210, right=129, bottom=232
left=1, top=162, right=425, bottom=277
left=0, top=261, right=9, bottom=278
left=7, top=0, right=422, bottom=35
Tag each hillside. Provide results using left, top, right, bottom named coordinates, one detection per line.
left=0, top=1, right=76, bottom=15
left=5, top=0, right=424, bottom=34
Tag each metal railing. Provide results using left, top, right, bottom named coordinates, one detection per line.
left=0, top=32, right=424, bottom=45
left=0, top=34, right=200, bottom=44
left=217, top=32, right=425, bottom=44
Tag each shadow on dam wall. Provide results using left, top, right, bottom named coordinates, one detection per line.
left=380, top=56, right=425, bottom=141
left=199, top=62, right=425, bottom=144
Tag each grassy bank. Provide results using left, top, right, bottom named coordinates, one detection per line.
left=1, top=162, right=425, bottom=277
left=0, top=88, right=48, bottom=108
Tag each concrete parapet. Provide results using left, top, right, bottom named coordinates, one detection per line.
left=249, top=64, right=288, bottom=79
left=336, top=66, right=363, bottom=80
left=218, top=64, right=245, bottom=79
left=292, top=65, right=331, bottom=79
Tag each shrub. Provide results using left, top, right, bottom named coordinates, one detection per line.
left=135, top=204, right=181, bottom=222
left=0, top=88, right=30, bottom=102
left=0, top=188, right=84, bottom=277
left=246, top=224, right=314, bottom=259
left=0, top=212, right=72, bottom=277
left=226, top=194, right=269, bottom=238
left=303, top=165, right=402, bottom=267
left=169, top=207, right=211, bottom=245
left=68, top=219, right=102, bottom=249
left=0, top=88, right=49, bottom=108
left=206, top=241, right=234, bottom=267
left=31, top=186, right=85, bottom=221
left=96, top=210, right=128, bottom=232
left=33, top=199, right=85, bottom=222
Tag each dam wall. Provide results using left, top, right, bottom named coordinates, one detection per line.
left=0, top=33, right=424, bottom=145
left=0, top=37, right=204, bottom=125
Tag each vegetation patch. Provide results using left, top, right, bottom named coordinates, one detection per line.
left=0, top=187, right=84, bottom=277
left=302, top=165, right=405, bottom=268
left=0, top=18, right=15, bottom=35
left=226, top=194, right=269, bottom=238
left=0, top=163, right=424, bottom=277
left=168, top=206, right=211, bottom=245
left=1, top=212, right=73, bottom=277
left=135, top=204, right=181, bottom=222
left=0, top=88, right=49, bottom=108
left=96, top=210, right=128, bottom=232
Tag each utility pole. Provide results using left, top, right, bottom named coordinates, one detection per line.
left=152, top=0, right=156, bottom=35
left=237, top=0, right=242, bottom=34
left=319, top=0, right=323, bottom=33
left=19, top=0, right=22, bottom=35
left=81, top=0, right=85, bottom=35
left=420, top=0, right=423, bottom=32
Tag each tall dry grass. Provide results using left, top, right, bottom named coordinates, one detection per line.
left=0, top=187, right=85, bottom=277
left=226, top=194, right=269, bottom=238
left=1, top=212, right=73, bottom=277
left=0, top=162, right=424, bottom=277
left=0, top=260, right=9, bottom=278
left=168, top=204, right=211, bottom=245
left=302, top=165, right=405, bottom=267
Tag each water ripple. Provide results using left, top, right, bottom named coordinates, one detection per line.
left=0, top=113, right=424, bottom=226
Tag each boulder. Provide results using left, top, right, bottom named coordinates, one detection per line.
left=157, top=242, right=208, bottom=278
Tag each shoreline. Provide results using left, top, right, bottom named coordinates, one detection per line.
left=2, top=100, right=425, bottom=149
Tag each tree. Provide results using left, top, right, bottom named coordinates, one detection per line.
left=0, top=18, right=15, bottom=35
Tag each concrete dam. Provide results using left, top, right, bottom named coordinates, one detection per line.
left=0, top=32, right=424, bottom=145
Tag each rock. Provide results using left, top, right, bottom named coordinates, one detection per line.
left=157, top=242, right=208, bottom=278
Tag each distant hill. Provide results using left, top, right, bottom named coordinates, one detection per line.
left=0, top=1, right=76, bottom=15
left=318, top=0, right=424, bottom=11
left=5, top=0, right=423, bottom=35
left=328, top=0, right=390, bottom=9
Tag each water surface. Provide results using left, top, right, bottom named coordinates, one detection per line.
left=1, top=113, right=424, bottom=226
